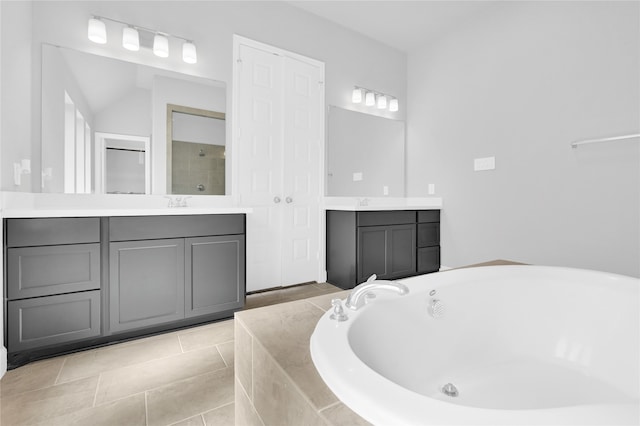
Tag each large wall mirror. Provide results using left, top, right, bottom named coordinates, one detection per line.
left=326, top=106, right=406, bottom=197
left=41, top=43, right=227, bottom=195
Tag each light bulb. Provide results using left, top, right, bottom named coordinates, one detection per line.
left=365, top=91, right=375, bottom=106
left=389, top=98, right=399, bottom=112
left=88, top=18, right=107, bottom=44
left=122, top=27, right=140, bottom=51
left=352, top=87, right=363, bottom=103
left=182, top=41, right=197, bottom=64
left=377, top=95, right=387, bottom=109
left=153, top=34, right=169, bottom=58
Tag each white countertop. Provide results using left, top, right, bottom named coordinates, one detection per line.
left=0, top=193, right=441, bottom=217
left=2, top=207, right=252, bottom=218
left=323, top=196, right=442, bottom=211
left=0, top=192, right=251, bottom=218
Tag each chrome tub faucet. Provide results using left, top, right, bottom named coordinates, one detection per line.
left=344, top=274, right=409, bottom=311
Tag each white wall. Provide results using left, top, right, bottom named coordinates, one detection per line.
left=94, top=88, right=152, bottom=137
left=0, top=0, right=407, bottom=192
left=0, top=1, right=35, bottom=192
left=407, top=1, right=639, bottom=277
left=41, top=44, right=94, bottom=193
left=0, top=1, right=6, bottom=380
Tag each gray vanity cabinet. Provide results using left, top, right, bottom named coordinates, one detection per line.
left=327, top=210, right=440, bottom=289
left=4, top=213, right=246, bottom=368
left=4, top=218, right=102, bottom=352
left=108, top=215, right=245, bottom=334
left=109, top=239, right=185, bottom=333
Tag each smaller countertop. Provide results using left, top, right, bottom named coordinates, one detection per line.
left=323, top=196, right=442, bottom=211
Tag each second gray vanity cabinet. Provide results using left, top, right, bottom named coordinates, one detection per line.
left=327, top=209, right=440, bottom=289
left=185, top=235, right=245, bottom=318
left=109, top=239, right=185, bottom=333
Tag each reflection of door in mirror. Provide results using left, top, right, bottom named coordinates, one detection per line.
left=95, top=133, right=151, bottom=194
left=167, top=104, right=225, bottom=195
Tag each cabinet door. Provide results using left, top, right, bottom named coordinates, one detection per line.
left=388, top=224, right=417, bottom=279
left=185, top=235, right=245, bottom=318
left=418, top=246, right=441, bottom=273
left=357, top=224, right=416, bottom=282
left=109, top=239, right=185, bottom=333
left=7, top=290, right=100, bottom=352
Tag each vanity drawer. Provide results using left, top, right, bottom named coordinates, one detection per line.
left=417, top=223, right=440, bottom=248
left=357, top=211, right=416, bottom=227
left=5, top=217, right=100, bottom=247
left=109, top=214, right=245, bottom=241
left=418, top=246, right=441, bottom=273
left=7, top=290, right=101, bottom=352
left=7, top=243, right=101, bottom=300
left=418, top=210, right=440, bottom=223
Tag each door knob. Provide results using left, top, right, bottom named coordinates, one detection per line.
left=285, top=196, right=293, bottom=204
left=274, top=196, right=281, bottom=203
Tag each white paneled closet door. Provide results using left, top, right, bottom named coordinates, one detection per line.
left=280, top=56, right=323, bottom=286
left=235, top=37, right=324, bottom=292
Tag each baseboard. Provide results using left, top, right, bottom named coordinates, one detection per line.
left=439, top=265, right=453, bottom=271
left=0, top=346, right=7, bottom=378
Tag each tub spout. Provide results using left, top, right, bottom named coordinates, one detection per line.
left=345, top=274, right=409, bottom=310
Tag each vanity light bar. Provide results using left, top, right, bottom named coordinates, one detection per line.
left=87, top=16, right=197, bottom=64
left=352, top=86, right=399, bottom=112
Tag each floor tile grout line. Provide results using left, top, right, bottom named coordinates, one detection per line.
left=177, top=334, right=186, bottom=354
left=92, top=373, right=102, bottom=408
left=145, top=390, right=150, bottom=426
left=318, top=399, right=342, bottom=413
left=215, top=344, right=228, bottom=368
left=53, top=356, right=68, bottom=386
left=90, top=390, right=147, bottom=408
left=178, top=337, right=235, bottom=354
left=168, top=401, right=235, bottom=426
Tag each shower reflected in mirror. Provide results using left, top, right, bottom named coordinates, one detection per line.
left=167, top=104, right=226, bottom=195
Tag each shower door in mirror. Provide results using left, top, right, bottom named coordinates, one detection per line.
left=94, top=133, right=150, bottom=194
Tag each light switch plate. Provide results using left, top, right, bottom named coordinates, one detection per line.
left=353, top=172, right=363, bottom=181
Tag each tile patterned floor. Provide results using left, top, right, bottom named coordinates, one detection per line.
left=0, top=282, right=342, bottom=426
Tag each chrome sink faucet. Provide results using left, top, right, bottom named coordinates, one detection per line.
left=345, top=274, right=409, bottom=310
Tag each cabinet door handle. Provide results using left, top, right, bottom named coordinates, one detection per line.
left=274, top=196, right=281, bottom=204
left=285, top=196, right=293, bottom=204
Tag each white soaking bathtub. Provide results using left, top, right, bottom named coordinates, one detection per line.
left=310, top=265, right=639, bottom=425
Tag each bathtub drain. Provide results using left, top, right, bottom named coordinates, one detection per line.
left=441, top=383, right=459, bottom=397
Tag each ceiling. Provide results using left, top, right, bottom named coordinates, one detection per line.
left=288, top=1, right=498, bottom=53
